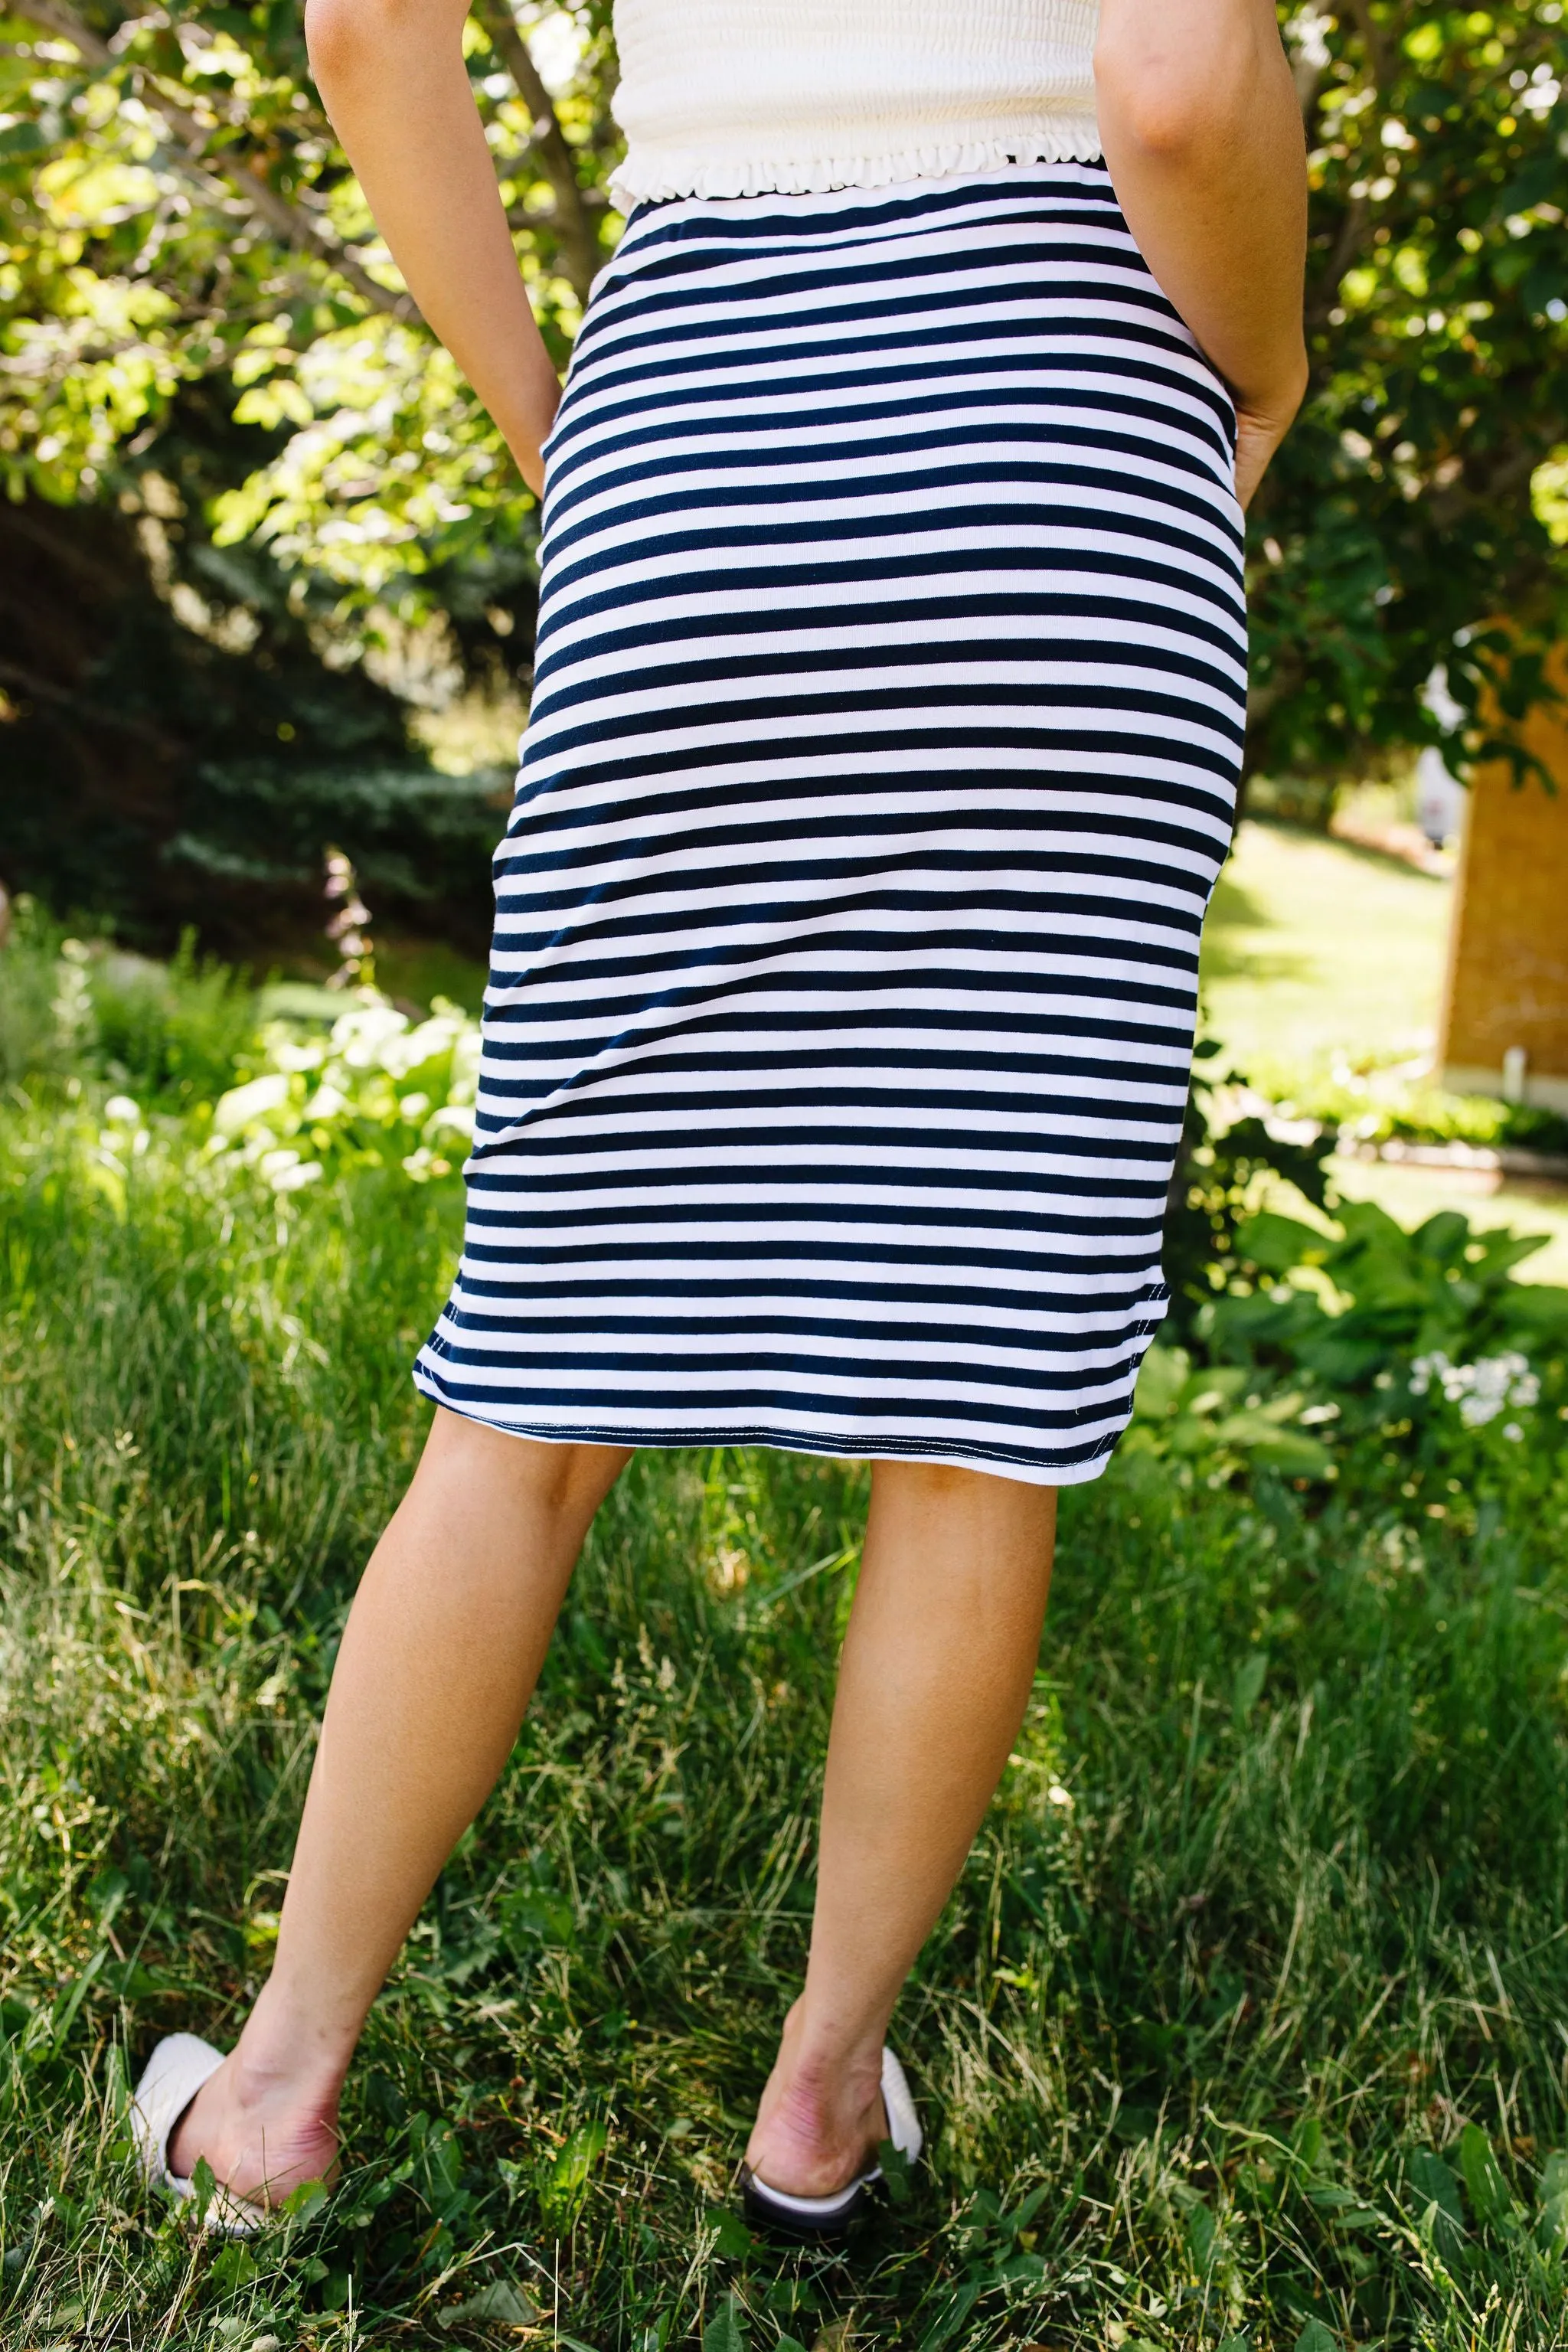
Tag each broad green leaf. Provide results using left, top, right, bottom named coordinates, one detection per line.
left=917, top=2282, right=982, bottom=2352
left=1236, top=1211, right=1329, bottom=1273
left=1233, top=1652, right=1268, bottom=1720
left=1407, top=2148, right=1467, bottom=2263
left=1407, top=2148, right=1464, bottom=2224
left=437, top=2281, right=540, bottom=2329
left=1184, top=2194, right=1219, bottom=2268
left=1457, top=2121, right=1513, bottom=2227
left=1246, top=1432, right=1335, bottom=1478
left=703, top=2293, right=748, bottom=2352
left=208, top=2239, right=257, bottom=2293
left=1132, top=1343, right=1190, bottom=1420
left=705, top=2205, right=754, bottom=2259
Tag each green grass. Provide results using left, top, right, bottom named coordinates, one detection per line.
left=1200, top=822, right=1453, bottom=1092
left=5, top=1070, right=1568, bottom=2347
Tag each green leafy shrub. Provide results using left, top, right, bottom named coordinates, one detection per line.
left=1161, top=1039, right=1337, bottom=1341
left=1188, top=1197, right=1568, bottom=1512
left=0, top=900, right=260, bottom=1099
left=1123, top=1342, right=1337, bottom=1488
left=208, top=993, right=481, bottom=1192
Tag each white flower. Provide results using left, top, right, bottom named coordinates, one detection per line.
left=103, top=1093, right=141, bottom=1125
left=1413, top=1348, right=1537, bottom=1427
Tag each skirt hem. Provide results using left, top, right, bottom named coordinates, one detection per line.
left=411, top=1364, right=1121, bottom=1489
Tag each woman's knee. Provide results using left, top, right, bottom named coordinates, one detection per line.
left=423, top=1406, right=632, bottom=1519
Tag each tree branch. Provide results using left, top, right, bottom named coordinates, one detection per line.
left=0, top=655, right=185, bottom=752
left=1341, top=0, right=1392, bottom=98
left=1305, top=192, right=1372, bottom=328
left=472, top=0, right=600, bottom=306
left=15, top=0, right=419, bottom=322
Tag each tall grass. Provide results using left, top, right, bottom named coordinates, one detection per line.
left=4, top=1007, right=1568, bottom=2347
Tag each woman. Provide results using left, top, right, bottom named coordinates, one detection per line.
left=132, top=0, right=1305, bottom=2234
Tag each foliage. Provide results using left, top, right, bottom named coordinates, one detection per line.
left=1123, top=1341, right=1338, bottom=1488
left=1162, top=1038, right=1338, bottom=1338
left=0, top=894, right=260, bottom=1089
left=0, top=460, right=508, bottom=956
left=211, top=990, right=482, bottom=1191
left=4, top=1015, right=1568, bottom=2344
left=0, top=0, right=619, bottom=531
left=0, top=0, right=612, bottom=952
left=5, top=0, right=1568, bottom=965
left=1253, top=0, right=1568, bottom=785
left=1189, top=1197, right=1568, bottom=1522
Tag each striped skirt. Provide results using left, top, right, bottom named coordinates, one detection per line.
left=413, top=162, right=1247, bottom=1486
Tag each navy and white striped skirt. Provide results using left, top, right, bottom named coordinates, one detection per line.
left=413, top=162, right=1246, bottom=1486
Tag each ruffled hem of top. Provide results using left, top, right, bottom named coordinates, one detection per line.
left=608, top=122, right=1103, bottom=209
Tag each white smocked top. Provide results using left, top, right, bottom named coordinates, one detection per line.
left=608, top=0, right=1102, bottom=209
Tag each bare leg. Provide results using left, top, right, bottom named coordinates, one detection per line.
left=746, top=1460, right=1057, bottom=2196
left=167, top=1410, right=630, bottom=2205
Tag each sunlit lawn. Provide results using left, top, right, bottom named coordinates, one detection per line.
left=1202, top=819, right=1568, bottom=1284
left=2, top=942, right=1568, bottom=2349
left=1200, top=819, right=1453, bottom=1088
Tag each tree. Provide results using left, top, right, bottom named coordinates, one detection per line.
left=1, top=2, right=1564, bottom=949
left=1253, top=0, right=1568, bottom=785
left=0, top=0, right=619, bottom=949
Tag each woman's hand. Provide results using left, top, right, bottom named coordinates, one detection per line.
left=305, top=0, right=562, bottom=492
left=1096, top=0, right=1308, bottom=512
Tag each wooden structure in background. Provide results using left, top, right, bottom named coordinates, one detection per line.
left=1439, top=678, right=1568, bottom=1113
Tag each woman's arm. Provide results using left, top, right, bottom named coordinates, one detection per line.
left=305, top=0, right=563, bottom=492
left=1095, top=0, right=1308, bottom=507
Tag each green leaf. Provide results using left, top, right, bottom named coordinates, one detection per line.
left=1246, top=1432, right=1336, bottom=1479
left=1184, top=2194, right=1218, bottom=2269
left=1504, top=1283, right=1568, bottom=1337
left=437, top=2280, right=540, bottom=2328
left=706, top=2205, right=754, bottom=2260
left=1236, top=1211, right=1329, bottom=1273
left=547, top=2118, right=607, bottom=2207
left=878, top=2137, right=912, bottom=2205
left=704, top=2292, right=748, bottom=2352
left=1407, top=2148, right=1467, bottom=2262
left=1457, top=2121, right=1513, bottom=2228
left=208, top=2239, right=257, bottom=2293
left=1407, top=2148, right=1463, bottom=2222
left=1537, top=2188, right=1568, bottom=2259
left=1233, top=1652, right=1268, bottom=1720
left=1132, top=1342, right=1191, bottom=1420
left=280, top=2174, right=330, bottom=2225
left=1292, top=2324, right=1340, bottom=2352
left=917, top=2282, right=982, bottom=2352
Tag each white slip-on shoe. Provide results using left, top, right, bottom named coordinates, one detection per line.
left=130, top=2033, right=265, bottom=2237
left=740, top=2047, right=923, bottom=2237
